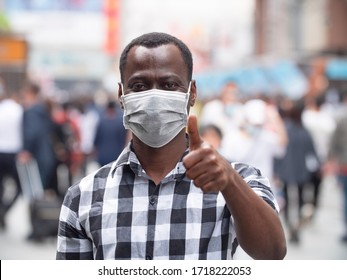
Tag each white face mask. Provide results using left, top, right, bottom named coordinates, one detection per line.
left=121, top=84, right=191, bottom=148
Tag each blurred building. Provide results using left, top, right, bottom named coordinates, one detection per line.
left=254, top=0, right=347, bottom=98
left=196, top=0, right=347, bottom=100
left=1, top=0, right=346, bottom=100
left=0, top=31, right=28, bottom=95
left=254, top=0, right=347, bottom=56
left=0, top=0, right=256, bottom=99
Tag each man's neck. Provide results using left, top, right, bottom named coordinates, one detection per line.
left=131, top=131, right=188, bottom=185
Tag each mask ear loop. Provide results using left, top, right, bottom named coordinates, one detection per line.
left=187, top=81, right=192, bottom=95
left=121, top=83, right=126, bottom=96
left=120, top=84, right=127, bottom=114
left=184, top=81, right=192, bottom=117
left=186, top=81, right=192, bottom=113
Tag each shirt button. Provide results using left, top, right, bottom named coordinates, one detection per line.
left=149, top=197, right=157, bottom=205
left=146, top=255, right=152, bottom=260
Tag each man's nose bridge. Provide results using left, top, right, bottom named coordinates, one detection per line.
left=148, top=71, right=164, bottom=90
left=151, top=78, right=161, bottom=90
left=152, top=83, right=160, bottom=90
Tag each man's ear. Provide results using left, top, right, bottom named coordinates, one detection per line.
left=189, top=80, right=197, bottom=107
left=118, top=82, right=124, bottom=109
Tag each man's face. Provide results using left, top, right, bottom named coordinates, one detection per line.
left=119, top=44, right=195, bottom=101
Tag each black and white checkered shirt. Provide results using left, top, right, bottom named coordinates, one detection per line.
left=56, top=143, right=279, bottom=260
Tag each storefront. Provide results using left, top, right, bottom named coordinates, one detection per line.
left=0, top=32, right=28, bottom=95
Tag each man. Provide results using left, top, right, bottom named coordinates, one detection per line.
left=93, top=100, right=129, bottom=166
left=328, top=92, right=347, bottom=243
left=56, top=32, right=286, bottom=260
left=221, top=98, right=288, bottom=186
left=0, top=77, right=23, bottom=229
left=17, top=81, right=58, bottom=195
left=302, top=94, right=336, bottom=216
left=199, top=82, right=243, bottom=137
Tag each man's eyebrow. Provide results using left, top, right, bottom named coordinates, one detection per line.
left=160, top=73, right=181, bottom=79
left=127, top=73, right=183, bottom=83
left=127, top=75, right=149, bottom=84
left=157, top=74, right=185, bottom=82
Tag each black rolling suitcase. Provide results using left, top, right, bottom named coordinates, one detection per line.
left=29, top=196, right=62, bottom=239
left=16, top=159, right=62, bottom=240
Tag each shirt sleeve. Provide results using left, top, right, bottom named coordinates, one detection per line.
left=56, top=184, right=94, bottom=260
left=232, top=161, right=280, bottom=213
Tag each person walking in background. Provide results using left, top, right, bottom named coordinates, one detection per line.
left=302, top=93, right=336, bottom=217
left=0, top=77, right=23, bottom=229
left=220, top=98, right=288, bottom=187
left=200, top=124, right=223, bottom=151
left=328, top=92, right=347, bottom=243
left=77, top=93, right=100, bottom=176
left=274, top=98, right=320, bottom=244
left=57, top=32, right=286, bottom=260
left=199, top=82, right=244, bottom=137
left=93, top=100, right=129, bottom=166
left=17, top=81, right=58, bottom=196
left=51, top=101, right=82, bottom=189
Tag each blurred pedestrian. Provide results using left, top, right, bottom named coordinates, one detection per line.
left=17, top=81, right=58, bottom=196
left=51, top=101, right=82, bottom=189
left=77, top=94, right=100, bottom=176
left=199, top=82, right=243, bottom=137
left=275, top=98, right=320, bottom=243
left=93, top=100, right=129, bottom=166
left=328, top=92, right=347, bottom=243
left=302, top=93, right=336, bottom=216
left=0, top=77, right=23, bottom=229
left=221, top=98, right=288, bottom=186
left=200, top=124, right=223, bottom=151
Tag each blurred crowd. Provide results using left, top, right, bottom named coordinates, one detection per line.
left=1, top=75, right=347, bottom=246
left=197, top=81, right=347, bottom=244
left=0, top=76, right=130, bottom=238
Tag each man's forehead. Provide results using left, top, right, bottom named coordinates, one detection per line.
left=128, top=44, right=182, bottom=63
left=124, top=44, right=188, bottom=79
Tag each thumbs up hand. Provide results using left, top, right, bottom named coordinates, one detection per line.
left=183, top=114, right=233, bottom=193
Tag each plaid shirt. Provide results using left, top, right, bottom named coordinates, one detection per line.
left=56, top=143, right=279, bottom=260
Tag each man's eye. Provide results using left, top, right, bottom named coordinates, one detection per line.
left=131, top=83, right=147, bottom=91
left=164, top=82, right=178, bottom=90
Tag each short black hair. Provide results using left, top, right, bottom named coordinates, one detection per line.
left=119, top=32, right=193, bottom=83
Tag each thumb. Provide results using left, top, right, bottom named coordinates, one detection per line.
left=187, top=114, right=202, bottom=151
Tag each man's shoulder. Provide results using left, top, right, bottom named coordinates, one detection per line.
left=231, top=161, right=271, bottom=188
left=231, top=161, right=261, bottom=176
left=62, top=164, right=115, bottom=212
left=68, top=164, right=114, bottom=194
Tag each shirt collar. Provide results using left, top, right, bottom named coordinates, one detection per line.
left=111, top=141, right=189, bottom=182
